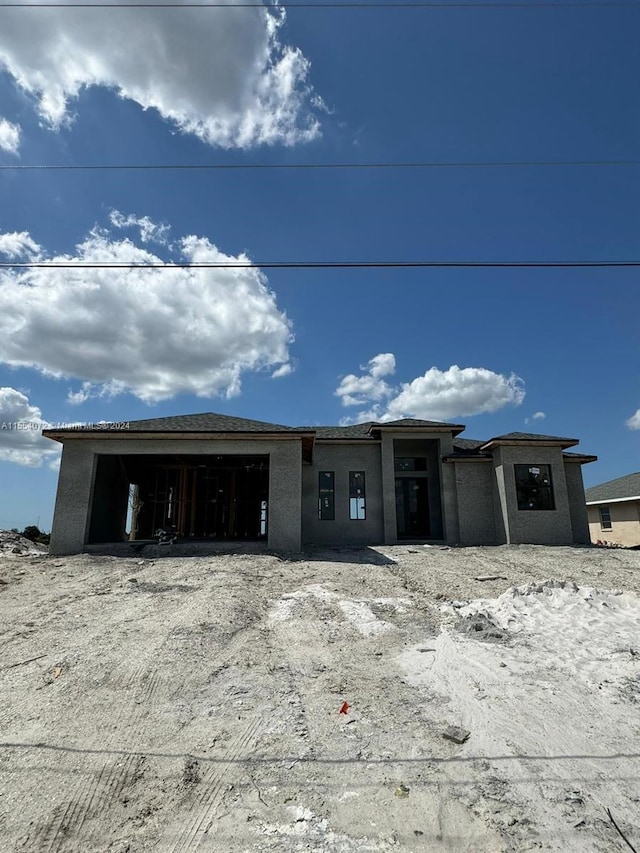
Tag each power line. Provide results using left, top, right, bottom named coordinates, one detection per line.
left=1, top=159, right=639, bottom=171
left=1, top=260, right=638, bottom=269
left=0, top=2, right=637, bottom=7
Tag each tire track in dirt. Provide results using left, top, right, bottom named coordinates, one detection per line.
left=19, top=594, right=211, bottom=852
left=165, top=712, right=265, bottom=853
left=44, top=753, right=141, bottom=853
left=18, top=730, right=146, bottom=852
left=12, top=570, right=269, bottom=852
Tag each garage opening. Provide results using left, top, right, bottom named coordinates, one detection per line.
left=88, top=454, right=269, bottom=543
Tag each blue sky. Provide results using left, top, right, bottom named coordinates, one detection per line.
left=0, top=0, right=638, bottom=531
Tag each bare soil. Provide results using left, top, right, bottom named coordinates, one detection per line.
left=1, top=543, right=639, bottom=852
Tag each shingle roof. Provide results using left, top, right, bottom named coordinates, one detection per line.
left=487, top=432, right=578, bottom=443
left=376, top=418, right=458, bottom=428
left=585, top=472, right=640, bottom=503
left=453, top=438, right=486, bottom=451
left=310, top=419, right=462, bottom=440
left=123, top=412, right=305, bottom=433
left=310, top=423, right=376, bottom=439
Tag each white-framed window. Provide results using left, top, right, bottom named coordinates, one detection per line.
left=599, top=506, right=612, bottom=530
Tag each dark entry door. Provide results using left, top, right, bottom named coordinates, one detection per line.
left=395, top=477, right=430, bottom=539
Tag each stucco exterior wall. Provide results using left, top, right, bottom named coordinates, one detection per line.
left=301, top=443, right=383, bottom=545
left=564, top=462, right=591, bottom=544
left=48, top=437, right=303, bottom=554
left=492, top=446, right=574, bottom=545
left=588, top=502, right=640, bottom=547
left=49, top=442, right=98, bottom=555
left=453, top=461, right=497, bottom=545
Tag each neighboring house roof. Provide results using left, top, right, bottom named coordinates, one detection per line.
left=585, top=472, right=640, bottom=504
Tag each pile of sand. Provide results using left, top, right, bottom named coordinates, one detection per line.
left=0, top=529, right=48, bottom=556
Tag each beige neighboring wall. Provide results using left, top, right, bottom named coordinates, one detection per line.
left=588, top=501, right=640, bottom=547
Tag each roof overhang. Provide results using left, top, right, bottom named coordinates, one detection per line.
left=480, top=437, right=579, bottom=451
left=442, top=455, right=492, bottom=462
left=562, top=454, right=597, bottom=464
left=371, top=423, right=466, bottom=437
left=586, top=495, right=640, bottom=506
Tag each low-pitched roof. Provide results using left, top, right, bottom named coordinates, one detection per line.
left=124, top=412, right=303, bottom=433
left=311, top=418, right=465, bottom=440
left=45, top=411, right=308, bottom=436
left=41, top=412, right=592, bottom=464
left=310, top=423, right=375, bottom=439
left=480, top=431, right=579, bottom=450
left=585, top=472, right=640, bottom=504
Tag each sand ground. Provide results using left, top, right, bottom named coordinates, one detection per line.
left=1, top=543, right=639, bottom=852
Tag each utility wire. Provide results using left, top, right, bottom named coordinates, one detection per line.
left=0, top=2, right=637, bottom=7
left=1, top=260, right=638, bottom=269
left=1, top=160, right=639, bottom=171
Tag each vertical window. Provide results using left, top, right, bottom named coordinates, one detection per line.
left=599, top=506, right=612, bottom=530
left=514, top=464, right=555, bottom=510
left=349, top=471, right=366, bottom=520
left=318, top=472, right=335, bottom=520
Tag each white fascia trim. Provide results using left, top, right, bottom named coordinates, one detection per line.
left=586, top=496, right=640, bottom=506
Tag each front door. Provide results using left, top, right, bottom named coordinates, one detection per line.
left=395, top=477, right=430, bottom=539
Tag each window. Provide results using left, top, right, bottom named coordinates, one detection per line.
left=349, top=471, right=366, bottom=520
left=318, top=471, right=335, bottom=520
left=514, top=464, right=555, bottom=511
left=599, top=506, right=612, bottom=530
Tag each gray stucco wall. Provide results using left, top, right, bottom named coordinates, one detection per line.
left=564, top=461, right=591, bottom=544
left=48, top=437, right=303, bottom=554
left=49, top=442, right=98, bottom=555
left=453, top=461, right=497, bottom=545
left=492, top=446, right=574, bottom=545
left=301, top=443, right=383, bottom=545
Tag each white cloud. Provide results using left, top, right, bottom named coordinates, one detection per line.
left=0, top=117, right=21, bottom=155
left=0, top=231, right=42, bottom=260
left=525, top=411, right=546, bottom=425
left=336, top=353, right=396, bottom=407
left=0, top=2, right=320, bottom=148
left=109, top=210, right=170, bottom=245
left=337, top=355, right=525, bottom=422
left=626, top=409, right=640, bottom=430
left=0, top=387, right=61, bottom=467
left=271, top=363, right=293, bottom=379
left=0, top=217, right=293, bottom=403
left=368, top=352, right=396, bottom=379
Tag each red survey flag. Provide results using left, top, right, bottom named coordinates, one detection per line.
left=339, top=701, right=350, bottom=715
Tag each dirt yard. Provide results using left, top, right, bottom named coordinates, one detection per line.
left=1, top=543, right=639, bottom=852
